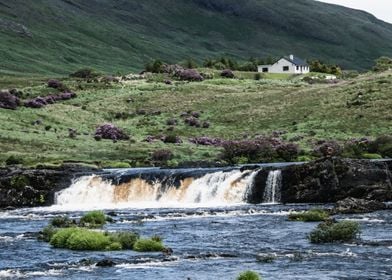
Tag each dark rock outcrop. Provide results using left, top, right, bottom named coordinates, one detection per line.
left=333, top=197, right=387, bottom=214
left=249, top=158, right=392, bottom=204
left=0, top=164, right=99, bottom=208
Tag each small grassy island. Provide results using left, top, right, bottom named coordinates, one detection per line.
left=40, top=211, right=165, bottom=252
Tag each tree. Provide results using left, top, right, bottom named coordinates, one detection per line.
left=373, top=56, right=392, bottom=72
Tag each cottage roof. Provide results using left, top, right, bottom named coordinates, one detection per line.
left=282, top=55, right=308, bottom=66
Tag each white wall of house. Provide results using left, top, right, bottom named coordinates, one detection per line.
left=258, top=58, right=310, bottom=74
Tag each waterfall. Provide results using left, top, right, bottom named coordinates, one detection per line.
left=54, top=169, right=260, bottom=209
left=262, top=170, right=282, bottom=204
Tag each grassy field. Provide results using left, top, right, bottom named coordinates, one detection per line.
left=1, top=0, right=392, bottom=75
left=0, top=70, right=391, bottom=167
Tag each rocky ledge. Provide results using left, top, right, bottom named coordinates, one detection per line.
left=0, top=164, right=100, bottom=208
left=248, top=157, right=392, bottom=204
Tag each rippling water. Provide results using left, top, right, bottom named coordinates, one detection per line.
left=1, top=204, right=391, bottom=279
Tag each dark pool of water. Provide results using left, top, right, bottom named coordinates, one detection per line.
left=0, top=204, right=391, bottom=279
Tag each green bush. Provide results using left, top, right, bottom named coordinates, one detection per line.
left=5, top=155, right=24, bottom=165
left=362, top=153, right=383, bottom=160
left=110, top=232, right=140, bottom=250
left=369, top=135, right=392, bottom=158
left=50, top=216, right=76, bottom=228
left=309, top=220, right=361, bottom=243
left=133, top=238, right=165, bottom=252
left=70, top=68, right=100, bottom=79
left=237, top=271, right=261, bottom=280
left=80, top=211, right=107, bottom=227
left=65, top=229, right=114, bottom=251
left=39, top=225, right=58, bottom=242
left=50, top=227, right=81, bottom=248
left=288, top=209, right=329, bottom=222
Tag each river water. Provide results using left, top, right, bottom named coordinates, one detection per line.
left=0, top=170, right=391, bottom=279
left=1, top=204, right=391, bottom=279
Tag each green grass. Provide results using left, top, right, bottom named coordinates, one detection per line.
left=288, top=209, right=330, bottom=222
left=1, top=0, right=392, bottom=75
left=309, top=220, right=361, bottom=243
left=0, top=71, right=391, bottom=166
left=237, top=271, right=262, bottom=280
left=79, top=211, right=107, bottom=228
left=133, top=238, right=166, bottom=252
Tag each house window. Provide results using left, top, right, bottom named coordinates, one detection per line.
left=296, top=66, right=299, bottom=70
left=262, top=67, right=269, bottom=73
left=283, top=66, right=289, bottom=71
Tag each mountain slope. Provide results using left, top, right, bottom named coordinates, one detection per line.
left=1, top=0, right=392, bottom=75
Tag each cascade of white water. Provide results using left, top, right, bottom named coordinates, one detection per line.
left=54, top=169, right=260, bottom=209
left=262, top=170, right=282, bottom=204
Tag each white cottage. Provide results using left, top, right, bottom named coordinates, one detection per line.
left=258, top=55, right=310, bottom=74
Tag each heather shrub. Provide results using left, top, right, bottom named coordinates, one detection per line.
left=151, top=149, right=173, bottom=162
left=133, top=238, right=165, bottom=252
left=342, top=138, right=371, bottom=158
left=276, top=143, right=300, bottom=161
left=163, top=134, right=182, bottom=144
left=80, top=211, right=106, bottom=228
left=0, top=90, right=21, bottom=110
left=368, top=135, right=392, bottom=158
left=314, top=141, right=342, bottom=157
left=70, top=68, right=100, bottom=79
left=51, top=216, right=76, bottom=228
left=309, top=220, right=360, bottom=243
left=176, top=69, right=204, bottom=81
left=221, top=139, right=275, bottom=164
left=94, top=124, right=129, bottom=141
left=221, top=69, right=235, bottom=78
left=288, top=209, right=329, bottom=222
left=47, top=79, right=67, bottom=91
left=237, top=271, right=261, bottom=280
left=109, top=232, right=140, bottom=250
left=189, top=137, right=224, bottom=146
left=166, top=118, right=178, bottom=126
left=184, top=116, right=201, bottom=127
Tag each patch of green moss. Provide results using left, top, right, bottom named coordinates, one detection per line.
left=288, top=209, right=329, bottom=222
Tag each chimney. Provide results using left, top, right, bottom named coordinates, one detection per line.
left=289, top=54, right=294, bottom=60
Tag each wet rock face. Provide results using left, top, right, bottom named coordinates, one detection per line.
left=280, top=158, right=392, bottom=203
left=333, top=197, right=387, bottom=214
left=0, top=165, right=99, bottom=208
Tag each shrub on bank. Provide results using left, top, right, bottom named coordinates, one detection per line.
left=39, top=225, right=58, bottom=242
left=133, top=238, right=165, bottom=252
left=309, top=220, right=360, bottom=243
left=50, top=227, right=81, bottom=248
left=109, top=232, right=140, bottom=250
left=151, top=149, right=174, bottom=162
left=288, top=209, right=329, bottom=222
left=80, top=211, right=107, bottom=227
left=237, top=270, right=261, bottom=280
left=51, top=216, right=76, bottom=228
left=94, top=123, right=129, bottom=141
left=65, top=229, right=114, bottom=251
left=0, top=90, right=21, bottom=110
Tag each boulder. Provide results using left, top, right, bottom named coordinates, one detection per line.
left=333, top=197, right=386, bottom=214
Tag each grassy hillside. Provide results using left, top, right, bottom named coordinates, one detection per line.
left=1, top=0, right=392, bottom=75
left=0, top=70, right=391, bottom=167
